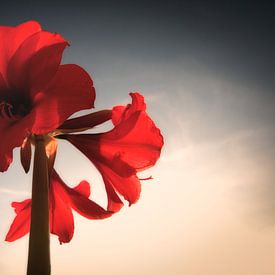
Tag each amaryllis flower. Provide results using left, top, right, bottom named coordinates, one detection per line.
left=58, top=92, right=163, bottom=212
left=0, top=20, right=95, bottom=172
left=6, top=170, right=112, bottom=244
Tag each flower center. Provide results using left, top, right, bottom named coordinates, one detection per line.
left=0, top=97, right=31, bottom=120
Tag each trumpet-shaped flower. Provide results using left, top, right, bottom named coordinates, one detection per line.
left=59, top=93, right=164, bottom=212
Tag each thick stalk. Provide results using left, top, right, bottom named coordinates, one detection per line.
left=27, top=135, right=51, bottom=275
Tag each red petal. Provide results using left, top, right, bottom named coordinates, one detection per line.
left=27, top=35, right=68, bottom=93
left=7, top=28, right=68, bottom=92
left=53, top=171, right=113, bottom=219
left=73, top=181, right=91, bottom=197
left=64, top=134, right=141, bottom=205
left=109, top=93, right=163, bottom=171
left=0, top=21, right=41, bottom=82
left=107, top=112, right=163, bottom=171
left=74, top=177, right=123, bottom=213
left=59, top=110, right=112, bottom=131
left=30, top=64, right=95, bottom=134
left=97, top=162, right=137, bottom=210
left=50, top=172, right=74, bottom=244
left=5, top=199, right=31, bottom=242
left=102, top=176, right=124, bottom=212
left=112, top=92, right=146, bottom=126
left=112, top=106, right=126, bottom=126
left=0, top=115, right=33, bottom=172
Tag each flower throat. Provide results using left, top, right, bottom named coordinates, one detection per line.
left=0, top=97, right=31, bottom=120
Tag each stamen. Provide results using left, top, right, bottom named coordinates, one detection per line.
left=0, top=100, right=30, bottom=120
left=0, top=101, right=14, bottom=119
left=139, top=176, right=153, bottom=181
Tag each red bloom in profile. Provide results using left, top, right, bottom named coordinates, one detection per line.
left=59, top=93, right=164, bottom=212
left=6, top=170, right=112, bottom=244
left=6, top=93, right=163, bottom=243
left=0, top=21, right=95, bottom=172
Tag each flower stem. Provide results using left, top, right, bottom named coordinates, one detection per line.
left=27, top=135, right=51, bottom=275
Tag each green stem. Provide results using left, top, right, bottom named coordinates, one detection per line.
left=27, top=135, right=51, bottom=275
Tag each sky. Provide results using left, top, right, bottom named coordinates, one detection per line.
left=0, top=1, right=275, bottom=274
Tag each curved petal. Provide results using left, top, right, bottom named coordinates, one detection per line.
left=114, top=93, right=163, bottom=170
left=53, top=170, right=113, bottom=219
left=30, top=64, right=95, bottom=134
left=0, top=21, right=41, bottom=83
left=67, top=189, right=113, bottom=219
left=102, top=93, right=163, bottom=172
left=112, top=92, right=146, bottom=126
left=63, top=134, right=140, bottom=204
left=111, top=106, right=126, bottom=126
left=7, top=28, right=68, bottom=92
left=50, top=172, right=74, bottom=244
left=0, top=114, right=34, bottom=172
left=5, top=199, right=31, bottom=242
left=95, top=161, right=139, bottom=208
left=73, top=181, right=91, bottom=197
left=107, top=112, right=163, bottom=171
left=101, top=175, right=124, bottom=212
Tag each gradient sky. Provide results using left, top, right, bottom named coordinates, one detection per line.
left=0, top=1, right=275, bottom=274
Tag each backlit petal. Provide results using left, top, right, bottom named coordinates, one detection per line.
left=73, top=181, right=91, bottom=198
left=0, top=115, right=33, bottom=172
left=108, top=112, right=163, bottom=171
left=5, top=199, right=31, bottom=242
left=112, top=92, right=146, bottom=126
left=102, top=176, right=124, bottom=212
left=64, top=134, right=141, bottom=206
left=30, top=64, right=95, bottom=134
left=7, top=29, right=68, bottom=92
left=53, top=170, right=113, bottom=219
left=50, top=172, right=74, bottom=244
left=0, top=21, right=41, bottom=82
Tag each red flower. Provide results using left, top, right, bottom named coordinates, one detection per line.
left=0, top=21, right=95, bottom=172
left=6, top=170, right=112, bottom=244
left=58, top=93, right=164, bottom=212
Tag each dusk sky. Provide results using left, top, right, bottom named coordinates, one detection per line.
left=0, top=1, right=275, bottom=274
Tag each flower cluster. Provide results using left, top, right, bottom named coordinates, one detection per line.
left=0, top=21, right=163, bottom=244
